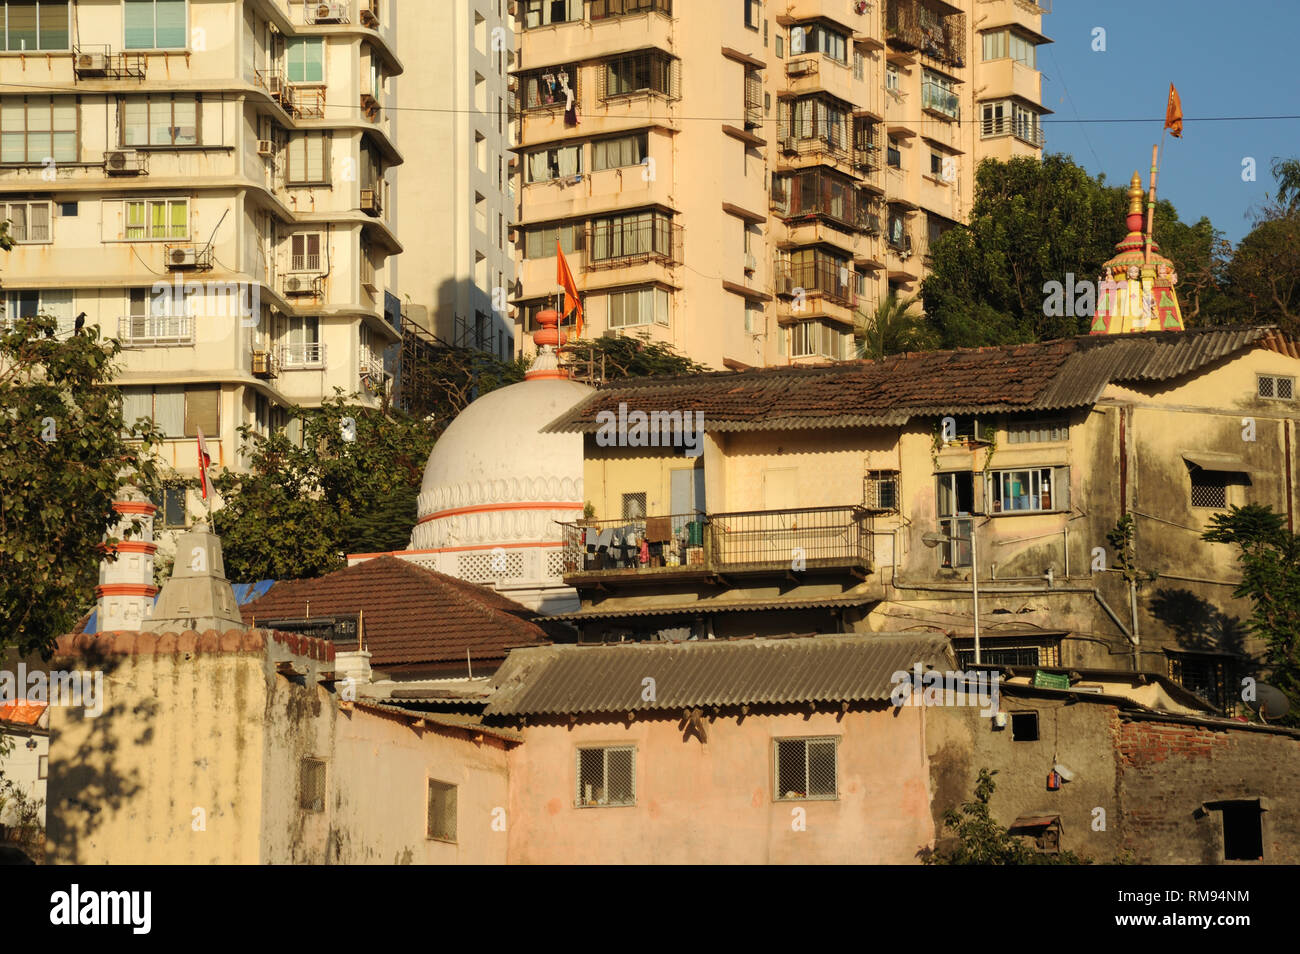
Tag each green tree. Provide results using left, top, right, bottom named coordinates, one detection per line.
left=853, top=293, right=936, bottom=360
left=559, top=331, right=710, bottom=379
left=213, top=393, right=437, bottom=582
left=0, top=314, right=160, bottom=655
left=926, top=768, right=1087, bottom=865
left=1272, top=157, right=1300, bottom=214
left=1202, top=504, right=1300, bottom=726
left=1226, top=205, right=1300, bottom=335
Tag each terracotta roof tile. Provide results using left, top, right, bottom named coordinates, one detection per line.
left=0, top=701, right=47, bottom=726
left=240, top=555, right=550, bottom=669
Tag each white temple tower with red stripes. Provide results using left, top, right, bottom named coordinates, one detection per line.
left=95, top=489, right=159, bottom=632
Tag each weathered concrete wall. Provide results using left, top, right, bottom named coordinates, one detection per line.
left=506, top=704, right=933, bottom=864
left=329, top=706, right=512, bottom=864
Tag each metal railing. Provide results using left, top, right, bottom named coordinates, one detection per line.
left=775, top=129, right=854, bottom=165
left=774, top=257, right=857, bottom=307
left=560, top=506, right=873, bottom=576
left=117, top=315, right=194, bottom=347
left=589, top=0, right=673, bottom=19
left=981, top=114, right=1046, bottom=147
left=285, top=86, right=327, bottom=120
left=586, top=218, right=683, bottom=269
left=597, top=50, right=681, bottom=102
left=921, top=80, right=960, bottom=119
left=73, top=44, right=146, bottom=79
left=885, top=0, right=966, bottom=68
left=778, top=169, right=878, bottom=233
left=279, top=342, right=327, bottom=368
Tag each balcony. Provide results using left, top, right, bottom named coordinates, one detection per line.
left=279, top=342, right=327, bottom=369
left=921, top=81, right=960, bottom=120
left=251, top=347, right=279, bottom=379
left=775, top=130, right=855, bottom=170
left=596, top=50, right=681, bottom=104
left=774, top=258, right=857, bottom=308
left=978, top=57, right=1042, bottom=103
left=117, top=315, right=194, bottom=348
left=359, top=352, right=390, bottom=394
left=306, top=0, right=349, bottom=24
left=254, top=69, right=290, bottom=113
left=885, top=0, right=966, bottom=69
left=285, top=86, right=327, bottom=120
left=560, top=506, right=873, bottom=583
left=981, top=113, right=1045, bottom=147
left=585, top=218, right=683, bottom=271
left=73, top=45, right=146, bottom=80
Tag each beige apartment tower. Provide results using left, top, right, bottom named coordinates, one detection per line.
left=510, top=0, right=1050, bottom=369
left=0, top=0, right=404, bottom=542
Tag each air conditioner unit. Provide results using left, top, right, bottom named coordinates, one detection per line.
left=359, top=188, right=381, bottom=214
left=311, top=2, right=347, bottom=23
left=168, top=246, right=199, bottom=269
left=359, top=7, right=378, bottom=28
left=787, top=60, right=814, bottom=76
left=76, top=52, right=109, bottom=74
left=744, top=254, right=758, bottom=273
left=104, top=149, right=144, bottom=175
left=251, top=349, right=275, bottom=376
left=284, top=276, right=313, bottom=294
left=780, top=137, right=797, bottom=154
left=266, top=74, right=285, bottom=97
left=257, top=139, right=275, bottom=157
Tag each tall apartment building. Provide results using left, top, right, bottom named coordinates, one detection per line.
left=0, top=0, right=403, bottom=541
left=392, top=0, right=517, bottom=360
left=510, top=0, right=1050, bottom=369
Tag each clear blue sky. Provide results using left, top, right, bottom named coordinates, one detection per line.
left=1038, top=0, right=1299, bottom=244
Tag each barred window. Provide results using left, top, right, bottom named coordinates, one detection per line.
left=299, top=757, right=326, bottom=812
left=1007, top=419, right=1068, bottom=444
left=1190, top=470, right=1227, bottom=509
left=519, top=63, right=580, bottom=111
left=1257, top=374, right=1295, bottom=401
left=774, top=737, right=838, bottom=801
left=621, top=492, right=646, bottom=520
left=426, top=779, right=457, bottom=841
left=1167, top=652, right=1230, bottom=715
left=576, top=745, right=635, bottom=806
left=602, top=50, right=676, bottom=99
left=864, top=470, right=899, bottom=512
left=589, top=209, right=673, bottom=261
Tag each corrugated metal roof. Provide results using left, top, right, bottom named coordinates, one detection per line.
left=483, top=633, right=954, bottom=716
left=549, top=594, right=876, bottom=621
left=352, top=700, right=524, bottom=742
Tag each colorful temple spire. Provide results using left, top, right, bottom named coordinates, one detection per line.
left=1090, top=171, right=1185, bottom=334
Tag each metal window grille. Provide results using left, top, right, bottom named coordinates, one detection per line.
left=576, top=746, right=635, bottom=806
left=457, top=550, right=524, bottom=582
left=1258, top=374, right=1295, bottom=400
left=1168, top=653, right=1229, bottom=714
left=426, top=779, right=457, bottom=841
left=300, top=758, right=326, bottom=812
left=774, top=737, right=837, bottom=801
left=622, top=492, right=647, bottom=520
left=957, top=646, right=1042, bottom=668
left=599, top=50, right=680, bottom=101
left=864, top=470, right=900, bottom=512
left=1190, top=471, right=1227, bottom=509
left=1007, top=420, right=1067, bottom=444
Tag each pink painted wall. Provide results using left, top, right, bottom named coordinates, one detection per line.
left=506, top=706, right=934, bottom=864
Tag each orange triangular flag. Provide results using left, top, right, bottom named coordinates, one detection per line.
left=556, top=239, right=583, bottom=338
left=1164, top=83, right=1183, bottom=138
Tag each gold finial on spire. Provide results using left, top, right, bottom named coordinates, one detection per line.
left=1127, top=171, right=1144, bottom=216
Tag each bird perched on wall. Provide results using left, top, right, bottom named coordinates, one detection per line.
left=74, top=311, right=86, bottom=333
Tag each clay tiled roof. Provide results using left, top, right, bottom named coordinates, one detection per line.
left=241, top=556, right=551, bottom=669
left=53, top=628, right=333, bottom=661
left=545, top=327, right=1292, bottom=433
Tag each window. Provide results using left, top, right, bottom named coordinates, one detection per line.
left=789, top=320, right=847, bottom=359
left=2, top=200, right=51, bottom=243
left=299, top=757, right=326, bottom=812
left=1, top=288, right=71, bottom=332
left=744, top=300, right=762, bottom=333
left=864, top=470, right=899, bottom=512
left=123, top=197, right=187, bottom=239
left=886, top=135, right=901, bottom=169
left=622, top=492, right=647, bottom=520
left=1190, top=469, right=1228, bottom=509
left=785, top=245, right=851, bottom=300
left=1007, top=419, right=1068, bottom=444
left=591, top=132, right=648, bottom=171
left=936, top=471, right=973, bottom=567
left=1257, top=374, right=1295, bottom=401
left=122, top=95, right=198, bottom=147
left=983, top=29, right=1037, bottom=68
left=286, top=132, right=328, bottom=185
left=981, top=100, right=1006, bottom=137
left=119, top=384, right=217, bottom=438
left=608, top=286, right=669, bottom=328
left=124, top=0, right=186, bottom=50
left=1168, top=651, right=1230, bottom=714
left=576, top=745, right=635, bottom=806
left=523, top=220, right=583, bottom=259
left=785, top=95, right=850, bottom=148
left=743, top=0, right=760, bottom=30
left=930, top=150, right=943, bottom=176
left=1010, top=712, right=1039, bottom=741
left=775, top=34, right=783, bottom=57
left=805, top=23, right=847, bottom=63
left=853, top=50, right=864, bottom=81
left=151, top=485, right=188, bottom=528
left=602, top=50, right=676, bottom=99
left=1215, top=801, right=1263, bottom=862
left=590, top=209, right=674, bottom=262
left=290, top=232, right=322, bottom=271
left=522, top=0, right=580, bottom=28
left=1, top=96, right=76, bottom=162
left=885, top=63, right=899, bottom=93
left=426, top=779, right=457, bottom=841
left=59, top=201, right=76, bottom=216
left=37, top=754, right=48, bottom=779
left=524, top=142, right=581, bottom=182
left=990, top=467, right=1055, bottom=513
left=519, top=64, right=579, bottom=110
left=2, top=0, right=69, bottom=51
left=774, top=737, right=837, bottom=800
left=286, top=37, right=324, bottom=84
left=922, top=69, right=958, bottom=119
left=590, top=0, right=670, bottom=18
left=958, top=646, right=1047, bottom=668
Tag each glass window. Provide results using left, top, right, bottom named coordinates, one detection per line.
left=774, top=737, right=838, bottom=800
left=981, top=29, right=1007, bottom=61
left=523, top=0, right=580, bottom=28
left=2, top=0, right=69, bottom=51
left=608, top=286, right=669, bottom=328
left=991, top=468, right=1054, bottom=513
left=523, top=221, right=584, bottom=259
left=123, top=198, right=187, bottom=239
left=2, top=200, right=51, bottom=243
left=1, top=96, right=76, bottom=162
left=591, top=132, right=648, bottom=171
left=576, top=746, right=635, bottom=807
left=603, top=50, right=675, bottom=98
left=590, top=209, right=673, bottom=261
left=122, top=96, right=199, bottom=147
left=124, top=0, right=186, bottom=50
left=286, top=132, right=328, bottom=184
left=524, top=142, right=582, bottom=182
left=286, top=37, right=325, bottom=84
left=290, top=233, right=322, bottom=271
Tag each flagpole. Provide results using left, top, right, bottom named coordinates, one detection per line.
left=1143, top=136, right=1165, bottom=266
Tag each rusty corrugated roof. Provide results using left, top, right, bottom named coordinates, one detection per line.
left=483, top=633, right=954, bottom=716
left=545, top=327, right=1288, bottom=433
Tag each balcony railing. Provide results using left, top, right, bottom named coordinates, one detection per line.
left=597, top=50, right=681, bottom=102
left=981, top=115, right=1046, bottom=147
left=279, top=342, right=327, bottom=368
left=590, top=0, right=673, bottom=19
left=117, top=315, right=194, bottom=347
left=774, top=258, right=857, bottom=307
left=73, top=44, right=146, bottom=80
left=776, top=130, right=854, bottom=166
left=921, top=81, right=960, bottom=119
left=586, top=220, right=684, bottom=270
left=886, top=0, right=966, bottom=69
left=559, top=506, right=873, bottom=578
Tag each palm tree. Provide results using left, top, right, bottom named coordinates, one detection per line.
left=1272, top=157, right=1300, bottom=214
left=853, top=293, right=935, bottom=360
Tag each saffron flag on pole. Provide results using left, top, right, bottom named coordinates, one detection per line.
left=1164, top=83, right=1183, bottom=138
left=556, top=239, right=583, bottom=338
left=196, top=428, right=213, bottom=500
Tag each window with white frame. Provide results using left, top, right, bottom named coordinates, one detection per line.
left=2, top=200, right=52, bottom=243
left=608, top=286, right=669, bottom=328
left=290, top=232, right=322, bottom=271
left=286, top=132, right=328, bottom=185
left=990, top=467, right=1056, bottom=513
left=1, top=288, right=72, bottom=332
left=774, top=737, right=838, bottom=801
left=124, top=0, right=186, bottom=50
left=744, top=299, right=762, bottom=333
left=1, top=96, right=76, bottom=162
left=524, top=142, right=582, bottom=182
left=123, top=197, right=188, bottom=240
left=119, top=384, right=218, bottom=438
left=885, top=63, right=900, bottom=93
left=522, top=0, right=580, bottom=28
left=122, top=95, right=199, bottom=147
left=590, top=132, right=648, bottom=172
left=576, top=745, right=635, bottom=806
left=2, top=0, right=69, bottom=51
left=981, top=29, right=1037, bottom=68
left=125, top=286, right=192, bottom=341
left=1257, top=374, right=1295, bottom=401
left=789, top=320, right=847, bottom=359
left=286, top=37, right=324, bottom=84
left=936, top=471, right=974, bottom=567
left=806, top=23, right=847, bottom=63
